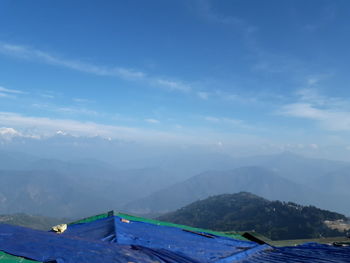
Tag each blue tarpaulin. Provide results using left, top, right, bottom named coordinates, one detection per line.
left=0, top=216, right=266, bottom=263
left=63, top=216, right=268, bottom=262
left=241, top=242, right=350, bottom=263
left=1, top=215, right=350, bottom=263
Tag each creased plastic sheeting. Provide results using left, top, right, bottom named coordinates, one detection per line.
left=62, top=217, right=117, bottom=242
left=0, top=223, right=199, bottom=263
left=113, top=216, right=263, bottom=263
left=240, top=243, right=350, bottom=263
left=61, top=215, right=265, bottom=262
left=116, top=212, right=246, bottom=240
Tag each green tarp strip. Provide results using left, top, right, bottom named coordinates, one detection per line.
left=69, top=211, right=247, bottom=240
left=68, top=211, right=114, bottom=225
left=0, top=252, right=39, bottom=263
left=117, top=212, right=247, bottom=240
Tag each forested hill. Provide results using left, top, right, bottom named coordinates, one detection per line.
left=0, top=213, right=66, bottom=230
left=158, top=192, right=348, bottom=240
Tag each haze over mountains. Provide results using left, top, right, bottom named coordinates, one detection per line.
left=1, top=133, right=350, bottom=218
left=158, top=192, right=348, bottom=240
left=125, top=166, right=350, bottom=215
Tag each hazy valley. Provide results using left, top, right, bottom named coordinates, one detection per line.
left=1, top=138, right=350, bottom=219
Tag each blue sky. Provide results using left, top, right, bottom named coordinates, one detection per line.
left=1, top=0, right=350, bottom=159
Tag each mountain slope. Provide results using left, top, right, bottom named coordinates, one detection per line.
left=0, top=166, right=179, bottom=217
left=0, top=213, right=65, bottom=230
left=231, top=152, right=349, bottom=184
left=313, top=166, right=350, bottom=195
left=124, top=166, right=349, bottom=215
left=158, top=192, right=347, bottom=240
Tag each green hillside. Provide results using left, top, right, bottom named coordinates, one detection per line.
left=158, top=192, right=348, bottom=240
left=0, top=213, right=66, bottom=230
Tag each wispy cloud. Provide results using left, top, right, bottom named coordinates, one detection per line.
left=280, top=89, right=350, bottom=131
left=305, top=73, right=333, bottom=86
left=0, top=42, right=192, bottom=94
left=144, top=118, right=160, bottom=124
left=204, top=115, right=252, bottom=129
left=31, top=102, right=100, bottom=117
left=195, top=0, right=257, bottom=34
left=0, top=42, right=145, bottom=80
left=0, top=111, right=268, bottom=146
left=0, top=86, right=25, bottom=98
left=197, top=91, right=209, bottom=100
left=55, top=107, right=99, bottom=116
left=40, top=94, right=55, bottom=99
left=73, top=98, right=92, bottom=103
left=296, top=88, right=347, bottom=108
left=0, top=86, right=24, bottom=94
left=281, top=103, right=350, bottom=131
left=0, top=112, right=186, bottom=142
left=153, top=78, right=191, bottom=92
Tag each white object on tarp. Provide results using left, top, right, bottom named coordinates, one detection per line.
left=51, top=224, right=67, bottom=234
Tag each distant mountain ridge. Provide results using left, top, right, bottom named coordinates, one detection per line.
left=1, top=150, right=350, bottom=217
left=0, top=167, right=180, bottom=217
left=158, top=192, right=348, bottom=240
left=125, top=166, right=350, bottom=215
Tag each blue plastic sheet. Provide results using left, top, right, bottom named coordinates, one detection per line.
left=2, top=216, right=350, bottom=263
left=0, top=223, right=199, bottom=263
left=240, top=242, right=350, bottom=263
left=113, top=216, right=261, bottom=262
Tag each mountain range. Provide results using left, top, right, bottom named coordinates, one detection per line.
left=1, top=149, right=350, bottom=217
left=124, top=166, right=350, bottom=215
left=158, top=192, right=348, bottom=240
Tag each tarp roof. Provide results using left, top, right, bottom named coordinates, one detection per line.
left=0, top=213, right=263, bottom=263
left=1, top=211, right=350, bottom=263
left=69, top=211, right=247, bottom=240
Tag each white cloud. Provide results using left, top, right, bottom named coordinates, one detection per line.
left=196, top=0, right=256, bottom=35
left=0, top=86, right=24, bottom=94
left=197, top=91, right=209, bottom=100
left=212, top=90, right=266, bottom=104
left=73, top=98, right=91, bottom=103
left=296, top=88, right=346, bottom=108
left=0, top=43, right=145, bottom=80
left=0, top=112, right=269, bottom=147
left=305, top=73, right=333, bottom=87
left=310, top=143, right=319, bottom=149
left=0, top=112, right=133, bottom=138
left=55, top=107, right=99, bottom=116
left=307, top=77, right=320, bottom=86
left=144, top=118, right=160, bottom=124
left=40, top=94, right=55, bottom=99
left=0, top=112, right=198, bottom=144
left=204, top=116, right=220, bottom=122
left=0, top=42, right=192, bottom=94
left=279, top=88, right=350, bottom=131
left=204, top=115, right=251, bottom=129
left=153, top=78, right=191, bottom=92
left=281, top=103, right=350, bottom=131
left=0, top=86, right=25, bottom=99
